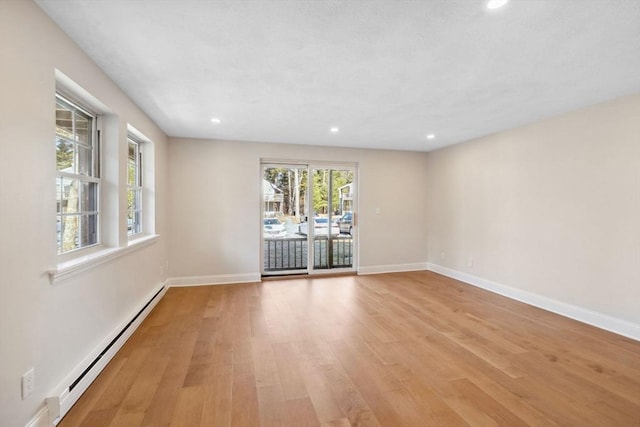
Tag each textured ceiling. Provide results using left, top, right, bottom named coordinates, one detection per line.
left=36, top=0, right=640, bottom=151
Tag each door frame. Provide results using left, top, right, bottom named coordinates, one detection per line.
left=260, top=159, right=358, bottom=277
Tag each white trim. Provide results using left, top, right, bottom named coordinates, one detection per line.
left=427, top=263, right=640, bottom=341
left=31, top=283, right=167, bottom=427
left=309, top=267, right=356, bottom=276
left=55, top=69, right=111, bottom=115
left=261, top=158, right=359, bottom=168
left=358, top=262, right=429, bottom=275
left=167, top=273, right=261, bottom=287
left=126, top=123, right=152, bottom=144
left=25, top=406, right=49, bottom=427
left=49, top=234, right=159, bottom=284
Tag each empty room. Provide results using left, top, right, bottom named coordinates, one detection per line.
left=1, top=0, right=639, bottom=426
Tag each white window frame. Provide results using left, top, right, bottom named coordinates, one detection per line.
left=50, top=71, right=160, bottom=284
left=127, top=134, right=143, bottom=236
left=55, top=94, right=101, bottom=255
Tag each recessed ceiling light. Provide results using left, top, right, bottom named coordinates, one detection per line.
left=210, top=117, right=221, bottom=124
left=426, top=134, right=436, bottom=140
left=330, top=127, right=339, bottom=133
left=486, top=0, right=509, bottom=9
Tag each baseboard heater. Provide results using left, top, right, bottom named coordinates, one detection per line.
left=46, top=285, right=166, bottom=425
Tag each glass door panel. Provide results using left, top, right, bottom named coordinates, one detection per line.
left=331, top=168, right=354, bottom=269
left=262, top=165, right=309, bottom=275
left=309, top=167, right=354, bottom=271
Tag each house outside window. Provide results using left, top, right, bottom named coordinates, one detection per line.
left=56, top=95, right=100, bottom=254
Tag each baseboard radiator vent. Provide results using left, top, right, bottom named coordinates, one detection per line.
left=46, top=285, right=166, bottom=425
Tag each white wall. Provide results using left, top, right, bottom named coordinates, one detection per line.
left=0, top=1, right=169, bottom=425
left=426, top=93, right=640, bottom=328
left=167, top=138, right=429, bottom=280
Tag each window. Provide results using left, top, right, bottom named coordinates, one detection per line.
left=127, top=135, right=143, bottom=235
left=56, top=95, right=100, bottom=254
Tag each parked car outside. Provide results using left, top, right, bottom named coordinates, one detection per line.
left=263, top=218, right=286, bottom=238
left=338, top=211, right=353, bottom=235
left=299, top=217, right=339, bottom=237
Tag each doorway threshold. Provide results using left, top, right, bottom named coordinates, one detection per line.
left=261, top=271, right=357, bottom=281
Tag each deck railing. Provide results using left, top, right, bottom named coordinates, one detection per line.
left=263, top=236, right=353, bottom=271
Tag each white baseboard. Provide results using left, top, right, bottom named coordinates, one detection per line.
left=29, top=281, right=168, bottom=427
left=358, top=262, right=429, bottom=275
left=167, top=272, right=261, bottom=287
left=427, top=263, right=640, bottom=341
left=25, top=406, right=49, bottom=427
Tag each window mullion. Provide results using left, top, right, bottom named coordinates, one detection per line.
left=138, top=151, right=142, bottom=186
left=57, top=171, right=100, bottom=183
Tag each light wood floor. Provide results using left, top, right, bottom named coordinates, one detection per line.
left=60, top=271, right=640, bottom=426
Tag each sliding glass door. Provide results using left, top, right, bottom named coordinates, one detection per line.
left=261, top=163, right=356, bottom=276
left=309, top=167, right=354, bottom=270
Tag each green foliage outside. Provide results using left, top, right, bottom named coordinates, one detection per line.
left=311, top=169, right=352, bottom=215
left=264, top=167, right=353, bottom=217
left=56, top=139, right=73, bottom=170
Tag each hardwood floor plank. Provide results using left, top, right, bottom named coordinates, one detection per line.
left=398, top=375, right=470, bottom=427
left=321, top=418, right=351, bottom=427
left=200, top=367, right=233, bottom=427
left=59, top=272, right=640, bottom=426
left=89, top=346, right=153, bottom=412
left=169, top=385, right=205, bottom=427
left=321, top=362, right=381, bottom=426
left=108, top=411, right=145, bottom=427
left=451, top=366, right=561, bottom=426
left=231, top=368, right=260, bottom=426
left=76, top=408, right=119, bottom=427
left=443, top=331, right=528, bottom=378
left=442, top=378, right=528, bottom=427
left=255, top=384, right=286, bottom=427
left=327, top=341, right=404, bottom=425
left=335, top=337, right=404, bottom=393
left=285, top=397, right=322, bottom=427
left=607, top=374, right=640, bottom=404
left=273, top=342, right=310, bottom=400
left=296, top=357, right=345, bottom=423
left=57, top=356, right=128, bottom=426
left=107, top=352, right=171, bottom=426
left=252, top=336, right=281, bottom=389
left=139, top=331, right=199, bottom=426
left=250, top=305, right=271, bottom=338
left=590, top=399, right=640, bottom=426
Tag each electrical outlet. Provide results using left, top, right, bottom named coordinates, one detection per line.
left=22, top=368, right=34, bottom=399
left=440, top=251, right=445, bottom=260
left=467, top=257, right=474, bottom=268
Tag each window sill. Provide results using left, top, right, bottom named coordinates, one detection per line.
left=49, top=234, right=159, bottom=284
